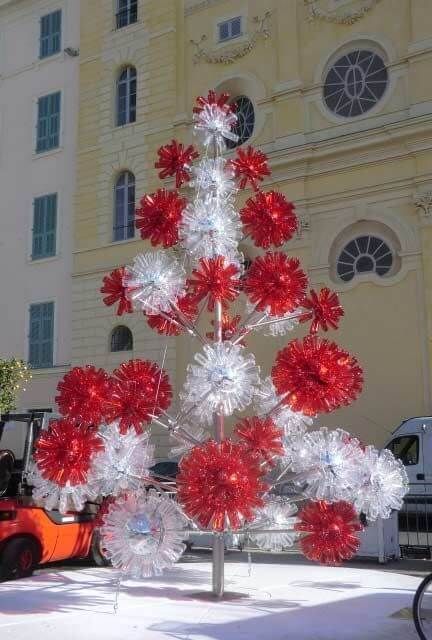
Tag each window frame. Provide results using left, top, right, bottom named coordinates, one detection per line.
left=115, top=0, right=138, bottom=30
left=336, top=234, right=394, bottom=283
left=39, top=9, right=62, bottom=60
left=28, top=301, right=55, bottom=369
left=31, top=193, right=58, bottom=261
left=113, top=171, right=136, bottom=242
left=225, top=94, right=255, bottom=149
left=116, top=66, right=137, bottom=127
left=217, top=16, right=242, bottom=43
left=386, top=435, right=419, bottom=467
left=36, top=91, right=61, bottom=154
left=110, top=326, right=133, bottom=352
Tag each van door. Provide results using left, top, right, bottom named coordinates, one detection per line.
left=386, top=432, right=425, bottom=495
left=419, top=423, right=432, bottom=497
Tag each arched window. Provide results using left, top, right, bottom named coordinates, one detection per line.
left=337, top=235, right=393, bottom=282
left=116, top=66, right=136, bottom=126
left=110, top=326, right=133, bottom=352
left=323, top=49, right=388, bottom=118
left=225, top=95, right=255, bottom=149
left=113, top=171, right=135, bottom=241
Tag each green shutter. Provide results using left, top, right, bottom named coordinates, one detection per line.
left=29, top=302, right=54, bottom=368
left=32, top=194, right=57, bottom=259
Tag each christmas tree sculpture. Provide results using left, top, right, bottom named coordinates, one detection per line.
left=30, top=90, right=408, bottom=598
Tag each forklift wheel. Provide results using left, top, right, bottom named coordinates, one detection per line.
left=90, top=529, right=111, bottom=567
left=0, top=537, right=38, bottom=581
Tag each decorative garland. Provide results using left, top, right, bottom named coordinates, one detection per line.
left=304, top=0, right=382, bottom=25
left=191, top=11, right=271, bottom=65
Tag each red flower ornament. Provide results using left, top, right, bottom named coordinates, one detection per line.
left=272, top=335, right=363, bottom=416
left=230, top=146, right=270, bottom=191
left=188, top=256, right=241, bottom=311
left=34, top=419, right=103, bottom=487
left=235, top=416, right=284, bottom=466
left=193, top=90, right=234, bottom=116
left=295, top=500, right=362, bottom=565
left=146, top=293, right=198, bottom=336
left=301, top=288, right=344, bottom=334
left=241, top=191, right=297, bottom=249
left=56, top=366, right=112, bottom=426
left=177, top=440, right=267, bottom=530
left=104, top=359, right=172, bottom=434
left=135, top=188, right=187, bottom=247
left=244, top=252, right=308, bottom=316
left=155, top=140, right=199, bottom=188
left=100, top=267, right=132, bottom=316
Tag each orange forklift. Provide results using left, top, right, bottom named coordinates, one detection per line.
left=0, top=411, right=106, bottom=580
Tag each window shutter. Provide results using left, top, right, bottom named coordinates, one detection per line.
left=49, top=92, right=60, bottom=148
left=32, top=197, right=44, bottom=259
left=29, top=304, right=42, bottom=367
left=29, top=302, right=54, bottom=368
left=45, top=194, right=57, bottom=256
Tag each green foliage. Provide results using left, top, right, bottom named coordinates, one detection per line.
left=0, top=358, right=32, bottom=415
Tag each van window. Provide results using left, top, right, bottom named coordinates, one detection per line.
left=386, top=435, right=419, bottom=466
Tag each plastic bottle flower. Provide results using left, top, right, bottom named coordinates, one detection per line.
left=235, top=416, right=284, bottom=467
left=272, top=336, right=363, bottom=415
left=187, top=256, right=241, bottom=311
left=177, top=440, right=267, bottom=530
left=295, top=500, right=362, bottom=565
left=100, top=267, right=133, bottom=316
left=229, top=146, right=270, bottom=191
left=155, top=139, right=199, bottom=188
left=135, top=189, right=187, bottom=247
left=300, top=288, right=344, bottom=334
left=241, top=191, right=297, bottom=249
left=56, top=366, right=113, bottom=425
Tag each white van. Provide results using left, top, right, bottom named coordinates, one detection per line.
left=384, top=416, right=432, bottom=497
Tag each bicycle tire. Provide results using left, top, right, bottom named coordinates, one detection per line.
left=413, top=573, right=432, bottom=640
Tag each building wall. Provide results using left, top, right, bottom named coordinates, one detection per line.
left=0, top=0, right=80, bottom=429
left=73, top=0, right=432, bottom=458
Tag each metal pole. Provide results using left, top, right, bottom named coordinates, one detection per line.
left=212, top=300, right=225, bottom=597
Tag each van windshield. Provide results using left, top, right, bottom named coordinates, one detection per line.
left=386, top=435, right=419, bottom=466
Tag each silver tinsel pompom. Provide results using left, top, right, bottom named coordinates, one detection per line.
left=88, top=423, right=155, bottom=497
left=181, top=342, right=260, bottom=426
left=179, top=195, right=241, bottom=263
left=193, top=104, right=238, bottom=151
left=353, top=446, right=409, bottom=521
left=190, top=158, right=236, bottom=198
left=248, top=497, right=298, bottom=552
left=29, top=463, right=97, bottom=514
left=285, top=428, right=365, bottom=503
left=101, top=490, right=188, bottom=579
left=125, top=250, right=186, bottom=314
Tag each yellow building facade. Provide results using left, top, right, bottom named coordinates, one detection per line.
left=73, top=0, right=432, bottom=457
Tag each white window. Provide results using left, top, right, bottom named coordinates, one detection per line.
left=218, top=17, right=242, bottom=43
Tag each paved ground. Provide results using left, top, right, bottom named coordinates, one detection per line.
left=0, top=561, right=423, bottom=640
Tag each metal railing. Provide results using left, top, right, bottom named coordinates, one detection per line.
left=399, top=494, right=432, bottom=558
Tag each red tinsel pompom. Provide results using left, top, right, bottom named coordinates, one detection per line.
left=177, top=440, right=267, bottom=530
left=244, top=252, right=308, bottom=316
left=295, top=500, right=362, bottom=565
left=235, top=416, right=284, bottom=467
left=240, top=191, right=297, bottom=249
left=104, top=359, right=172, bottom=434
left=146, top=293, right=198, bottom=336
left=100, top=267, right=132, bottom=316
left=193, top=90, right=234, bottom=116
left=155, top=140, right=199, bottom=189
left=135, top=189, right=186, bottom=248
left=34, top=419, right=103, bottom=487
left=206, top=313, right=245, bottom=344
left=56, top=366, right=112, bottom=425
left=187, top=256, right=241, bottom=311
left=272, top=335, right=363, bottom=416
left=229, top=146, right=270, bottom=191
left=300, top=288, right=344, bottom=334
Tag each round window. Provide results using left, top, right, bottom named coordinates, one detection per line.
left=337, top=235, right=393, bottom=282
left=225, top=95, right=255, bottom=149
left=323, top=49, right=388, bottom=118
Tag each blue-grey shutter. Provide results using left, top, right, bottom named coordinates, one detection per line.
left=29, top=302, right=54, bottom=368
left=36, top=95, right=48, bottom=153
left=37, top=92, right=60, bottom=153
left=49, top=92, right=60, bottom=149
left=32, top=197, right=44, bottom=259
left=40, top=10, right=62, bottom=59
left=45, top=194, right=57, bottom=256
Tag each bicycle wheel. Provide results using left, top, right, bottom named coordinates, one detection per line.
left=413, top=573, right=432, bottom=640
